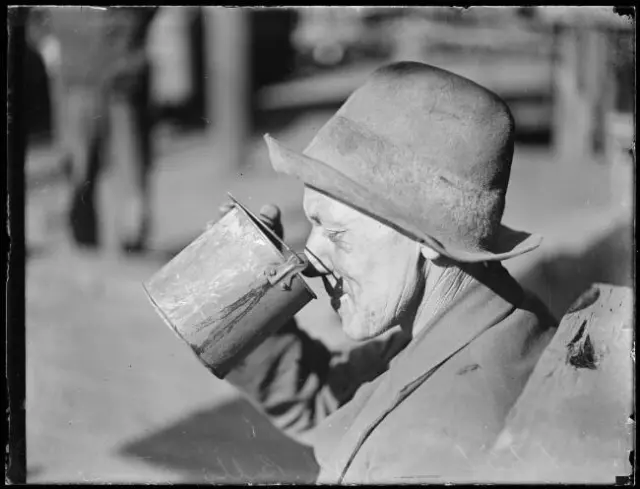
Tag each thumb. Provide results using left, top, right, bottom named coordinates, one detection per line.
left=259, top=204, right=284, bottom=240
left=259, top=204, right=281, bottom=227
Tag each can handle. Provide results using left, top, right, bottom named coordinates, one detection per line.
left=266, top=254, right=309, bottom=291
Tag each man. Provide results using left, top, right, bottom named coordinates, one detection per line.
left=223, top=61, right=557, bottom=483
left=47, top=6, right=157, bottom=251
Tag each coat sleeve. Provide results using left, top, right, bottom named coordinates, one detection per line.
left=225, top=319, right=410, bottom=442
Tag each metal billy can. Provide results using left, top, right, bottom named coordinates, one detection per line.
left=143, top=195, right=316, bottom=379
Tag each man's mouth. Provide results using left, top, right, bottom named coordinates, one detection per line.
left=321, top=275, right=345, bottom=311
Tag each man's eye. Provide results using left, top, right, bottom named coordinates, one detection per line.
left=325, top=230, right=345, bottom=243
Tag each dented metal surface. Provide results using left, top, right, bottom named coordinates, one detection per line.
left=143, top=196, right=316, bottom=379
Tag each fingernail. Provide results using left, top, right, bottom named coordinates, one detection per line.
left=259, top=204, right=280, bottom=222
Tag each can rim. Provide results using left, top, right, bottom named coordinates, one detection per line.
left=228, top=193, right=318, bottom=300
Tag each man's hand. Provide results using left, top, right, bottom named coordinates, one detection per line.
left=257, top=204, right=284, bottom=240
left=211, top=201, right=285, bottom=240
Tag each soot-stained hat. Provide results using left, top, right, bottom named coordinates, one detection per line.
left=265, top=61, right=542, bottom=262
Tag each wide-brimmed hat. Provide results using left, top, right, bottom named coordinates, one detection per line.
left=265, top=61, right=542, bottom=262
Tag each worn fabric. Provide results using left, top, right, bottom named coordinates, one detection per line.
left=226, top=263, right=557, bottom=484
left=263, top=61, right=543, bottom=263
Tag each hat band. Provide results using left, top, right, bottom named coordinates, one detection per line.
left=303, top=116, right=506, bottom=251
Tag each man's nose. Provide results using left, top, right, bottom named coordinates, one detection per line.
left=302, top=231, right=332, bottom=278
left=302, top=249, right=331, bottom=277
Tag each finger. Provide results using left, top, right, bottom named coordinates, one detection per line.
left=259, top=204, right=284, bottom=240
left=259, top=204, right=281, bottom=227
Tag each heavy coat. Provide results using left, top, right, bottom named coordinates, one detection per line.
left=227, top=262, right=557, bottom=484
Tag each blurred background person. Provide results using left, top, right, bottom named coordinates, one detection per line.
left=45, top=6, right=158, bottom=252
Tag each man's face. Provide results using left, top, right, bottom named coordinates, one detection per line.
left=303, top=187, right=426, bottom=341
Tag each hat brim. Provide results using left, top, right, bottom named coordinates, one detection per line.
left=264, top=134, right=542, bottom=263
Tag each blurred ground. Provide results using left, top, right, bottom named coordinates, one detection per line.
left=25, top=105, right=632, bottom=482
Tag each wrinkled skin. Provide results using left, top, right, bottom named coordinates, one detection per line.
left=303, top=187, right=429, bottom=341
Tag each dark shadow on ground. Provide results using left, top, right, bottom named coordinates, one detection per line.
left=117, top=397, right=319, bottom=484
left=520, top=219, right=634, bottom=320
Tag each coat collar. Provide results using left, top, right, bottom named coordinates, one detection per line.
left=388, top=262, right=525, bottom=388
left=321, top=263, right=526, bottom=483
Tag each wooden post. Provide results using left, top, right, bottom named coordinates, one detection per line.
left=203, top=6, right=250, bottom=171
left=148, top=7, right=193, bottom=109
left=582, top=28, right=614, bottom=157
left=392, top=17, right=425, bottom=63
left=486, top=284, right=633, bottom=483
left=552, top=24, right=612, bottom=164
left=552, top=26, right=585, bottom=163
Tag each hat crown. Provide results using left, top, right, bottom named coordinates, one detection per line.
left=306, top=62, right=515, bottom=193
left=263, top=61, right=541, bottom=260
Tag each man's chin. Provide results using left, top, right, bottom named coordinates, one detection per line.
left=340, top=317, right=378, bottom=342
left=342, top=326, right=371, bottom=342
left=333, top=297, right=382, bottom=341
left=340, top=314, right=399, bottom=341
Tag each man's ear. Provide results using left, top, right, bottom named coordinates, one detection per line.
left=419, top=244, right=440, bottom=261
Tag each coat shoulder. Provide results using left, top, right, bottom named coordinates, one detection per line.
left=350, top=293, right=558, bottom=483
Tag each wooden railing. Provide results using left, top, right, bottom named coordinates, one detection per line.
left=486, top=283, right=634, bottom=483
